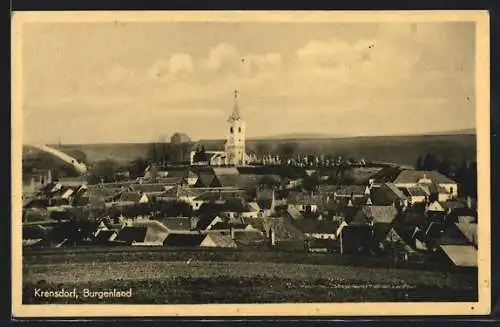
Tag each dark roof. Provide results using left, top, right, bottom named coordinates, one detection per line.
left=155, top=217, right=193, bottom=231
left=335, top=185, right=369, bottom=197
left=440, top=201, right=467, bottom=211
left=115, top=227, right=148, bottom=243
left=438, top=224, right=472, bottom=246
left=163, top=233, right=205, bottom=247
left=93, top=230, right=116, bottom=243
left=401, top=186, right=429, bottom=197
left=257, top=199, right=273, bottom=210
left=195, top=172, right=221, bottom=187
left=393, top=170, right=456, bottom=185
left=130, top=184, right=166, bottom=193
left=210, top=222, right=248, bottom=230
left=287, top=192, right=323, bottom=205
left=353, top=205, right=398, bottom=225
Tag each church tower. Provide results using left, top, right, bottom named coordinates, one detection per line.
left=225, top=90, right=246, bottom=166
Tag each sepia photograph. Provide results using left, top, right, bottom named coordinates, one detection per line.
left=11, top=11, right=490, bottom=317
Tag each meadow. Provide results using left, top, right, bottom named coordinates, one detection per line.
left=23, top=248, right=477, bottom=304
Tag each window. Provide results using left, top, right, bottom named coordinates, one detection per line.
left=230, top=127, right=234, bottom=134
left=238, top=127, right=241, bottom=133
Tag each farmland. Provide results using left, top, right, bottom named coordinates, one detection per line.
left=23, top=248, right=477, bottom=304
left=54, top=134, right=476, bottom=166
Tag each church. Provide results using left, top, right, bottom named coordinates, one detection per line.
left=190, top=91, right=250, bottom=167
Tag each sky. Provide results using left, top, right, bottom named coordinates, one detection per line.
left=21, top=20, right=476, bottom=144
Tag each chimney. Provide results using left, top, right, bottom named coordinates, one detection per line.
left=230, top=227, right=235, bottom=239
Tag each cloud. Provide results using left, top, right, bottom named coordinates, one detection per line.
left=204, top=43, right=241, bottom=72
left=105, top=63, right=135, bottom=84
left=168, top=53, right=194, bottom=74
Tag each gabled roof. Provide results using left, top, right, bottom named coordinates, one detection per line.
left=115, top=226, right=148, bottom=243
left=129, top=184, right=166, bottom=193
left=154, top=217, right=193, bottom=231
left=118, top=192, right=143, bottom=203
left=438, top=224, right=472, bottom=246
left=287, top=192, right=323, bottom=205
left=203, top=232, right=237, bottom=248
left=335, top=185, right=369, bottom=197
left=401, top=186, right=429, bottom=197
left=393, top=170, right=456, bottom=185
left=163, top=233, right=205, bottom=247
left=292, top=219, right=343, bottom=235
left=440, top=201, right=467, bottom=211
left=440, top=245, right=477, bottom=267
left=455, top=222, right=477, bottom=247
left=195, top=172, right=221, bottom=187
left=155, top=177, right=185, bottom=185
left=93, top=230, right=116, bottom=243
left=354, top=205, right=398, bottom=224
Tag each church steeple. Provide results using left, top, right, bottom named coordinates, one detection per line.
left=228, top=89, right=241, bottom=121
left=225, top=90, right=246, bottom=166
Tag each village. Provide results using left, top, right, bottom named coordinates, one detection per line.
left=21, top=92, right=478, bottom=272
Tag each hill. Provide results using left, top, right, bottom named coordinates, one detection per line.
left=23, top=133, right=477, bottom=168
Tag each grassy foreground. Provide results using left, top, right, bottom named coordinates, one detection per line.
left=23, top=260, right=478, bottom=304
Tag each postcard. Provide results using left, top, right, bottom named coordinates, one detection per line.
left=11, top=10, right=491, bottom=317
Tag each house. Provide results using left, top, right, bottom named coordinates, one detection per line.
left=306, top=238, right=338, bottom=253
left=163, top=233, right=206, bottom=247
left=114, top=226, right=148, bottom=245
left=154, top=217, right=197, bottom=232
left=200, top=232, right=238, bottom=248
left=351, top=205, right=399, bottom=226
left=292, top=218, right=347, bottom=240
left=162, top=232, right=237, bottom=248
left=194, top=171, right=221, bottom=188
left=400, top=186, right=430, bottom=205
left=370, top=182, right=408, bottom=209
left=233, top=230, right=266, bottom=247
left=160, top=168, right=199, bottom=185
left=132, top=219, right=170, bottom=244
left=129, top=184, right=167, bottom=196
left=334, top=185, right=371, bottom=200
left=381, top=227, right=417, bottom=257
left=256, top=188, right=276, bottom=217
left=197, top=215, right=224, bottom=231
left=392, top=170, right=458, bottom=197
left=437, top=245, right=477, bottom=268
left=263, top=216, right=305, bottom=246
left=92, top=229, right=118, bottom=245
left=111, top=192, right=149, bottom=207
left=287, top=192, right=323, bottom=214
left=455, top=222, right=478, bottom=248
left=349, top=205, right=399, bottom=251
left=433, top=224, right=478, bottom=268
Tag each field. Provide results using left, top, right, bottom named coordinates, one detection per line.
left=23, top=248, right=478, bottom=304
left=53, top=134, right=476, bottom=166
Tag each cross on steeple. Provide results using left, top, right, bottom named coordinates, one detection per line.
left=229, top=89, right=241, bottom=121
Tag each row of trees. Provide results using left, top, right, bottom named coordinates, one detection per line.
left=416, top=153, right=477, bottom=198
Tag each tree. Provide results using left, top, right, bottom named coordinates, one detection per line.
left=87, top=159, right=119, bottom=184
left=438, top=156, right=452, bottom=176
left=128, top=157, right=148, bottom=179
left=277, top=142, right=299, bottom=160
left=415, top=155, right=423, bottom=170
left=422, top=153, right=439, bottom=171
left=254, top=142, right=271, bottom=157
